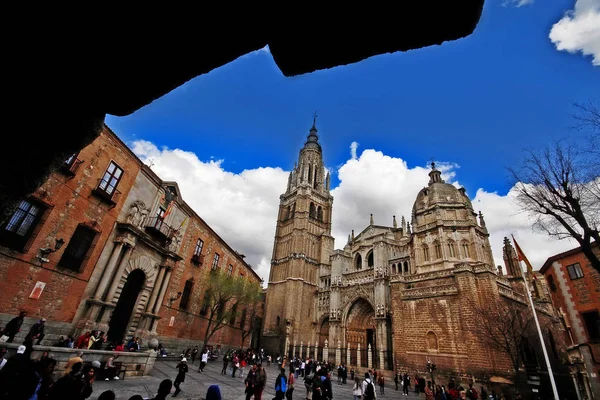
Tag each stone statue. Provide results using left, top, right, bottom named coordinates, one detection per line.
left=168, top=230, right=183, bottom=252
left=138, top=207, right=149, bottom=228
left=337, top=309, right=341, bottom=319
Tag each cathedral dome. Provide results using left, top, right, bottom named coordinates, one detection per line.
left=412, top=165, right=473, bottom=217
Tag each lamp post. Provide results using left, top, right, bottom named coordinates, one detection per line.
left=426, top=359, right=437, bottom=386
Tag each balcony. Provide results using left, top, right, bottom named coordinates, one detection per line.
left=144, top=217, right=175, bottom=240
left=59, top=157, right=83, bottom=178
left=191, top=253, right=205, bottom=266
left=91, top=178, right=122, bottom=207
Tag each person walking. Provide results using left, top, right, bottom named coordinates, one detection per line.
left=286, top=366, right=295, bottom=400
left=173, top=357, right=188, bottom=397
left=253, top=363, right=267, bottom=400
left=378, top=374, right=385, bottom=395
left=0, top=311, right=26, bottom=343
left=352, top=376, right=362, bottom=400
left=191, top=346, right=198, bottom=364
left=199, top=348, right=209, bottom=372
left=244, top=363, right=257, bottom=400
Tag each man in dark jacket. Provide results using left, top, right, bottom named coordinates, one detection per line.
left=1, top=311, right=26, bottom=343
left=25, top=318, right=46, bottom=345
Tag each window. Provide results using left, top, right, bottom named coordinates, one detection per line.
left=200, top=293, right=210, bottom=315
left=367, top=251, right=374, bottom=268
left=96, top=161, right=123, bottom=198
left=240, top=308, right=247, bottom=330
left=461, top=242, right=470, bottom=258
left=547, top=275, right=557, bottom=292
left=58, top=225, right=97, bottom=272
left=212, top=253, right=220, bottom=270
left=156, top=208, right=166, bottom=220
left=309, top=203, right=316, bottom=218
left=567, top=263, right=584, bottom=280
left=581, top=311, right=600, bottom=342
left=355, top=254, right=362, bottom=270
left=447, top=241, right=456, bottom=258
left=434, top=242, right=442, bottom=259
left=423, top=245, right=430, bottom=262
left=230, top=303, right=238, bottom=325
left=179, top=279, right=194, bottom=310
left=194, top=239, right=204, bottom=256
left=61, top=152, right=82, bottom=176
left=0, top=199, right=46, bottom=252
left=227, top=264, right=233, bottom=276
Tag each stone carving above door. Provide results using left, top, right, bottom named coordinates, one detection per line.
left=125, top=255, right=158, bottom=285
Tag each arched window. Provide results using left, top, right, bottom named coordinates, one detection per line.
left=434, top=241, right=442, bottom=259
left=276, top=316, right=280, bottom=326
left=367, top=251, right=374, bottom=268
left=284, top=206, right=290, bottom=220
left=461, top=241, right=470, bottom=259
left=423, top=245, right=430, bottom=262
left=317, top=206, right=323, bottom=221
left=392, top=264, right=396, bottom=274
left=403, top=261, right=409, bottom=274
left=308, top=165, right=313, bottom=183
left=309, top=202, right=316, bottom=218
left=447, top=241, right=456, bottom=258
left=355, top=254, right=362, bottom=270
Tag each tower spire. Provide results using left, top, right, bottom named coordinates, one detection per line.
left=304, top=112, right=321, bottom=151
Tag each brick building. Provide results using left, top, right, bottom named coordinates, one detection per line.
left=0, top=124, right=262, bottom=352
left=263, top=121, right=575, bottom=397
left=540, top=243, right=600, bottom=399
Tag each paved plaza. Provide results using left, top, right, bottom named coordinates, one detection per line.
left=89, top=359, right=425, bottom=400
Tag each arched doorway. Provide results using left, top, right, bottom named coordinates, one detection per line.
left=346, top=298, right=375, bottom=368
left=108, top=269, right=146, bottom=342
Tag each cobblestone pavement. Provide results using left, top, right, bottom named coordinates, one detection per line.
left=89, top=359, right=425, bottom=400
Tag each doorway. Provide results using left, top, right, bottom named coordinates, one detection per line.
left=108, top=269, right=145, bottom=342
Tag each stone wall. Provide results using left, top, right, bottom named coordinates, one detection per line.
left=1, top=342, right=157, bottom=380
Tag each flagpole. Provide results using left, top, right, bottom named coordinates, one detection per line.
left=511, top=235, right=559, bottom=400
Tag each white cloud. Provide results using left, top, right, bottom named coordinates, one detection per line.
left=131, top=140, right=288, bottom=283
left=502, top=0, right=534, bottom=8
left=130, top=140, right=579, bottom=284
left=350, top=141, right=359, bottom=160
left=549, top=0, right=600, bottom=66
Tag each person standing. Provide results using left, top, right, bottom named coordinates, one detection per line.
left=378, top=374, right=385, bottom=395
left=286, top=366, right=295, bottom=400
left=64, top=351, right=84, bottom=376
left=244, top=364, right=257, bottom=400
left=25, top=318, right=46, bottom=345
left=274, top=367, right=287, bottom=400
left=199, top=348, right=209, bottom=372
left=253, top=363, right=267, bottom=400
left=173, top=357, right=188, bottom=397
left=191, top=346, right=199, bottom=364
left=104, top=354, right=120, bottom=381
left=1, top=311, right=26, bottom=343
left=394, top=372, right=399, bottom=391
left=352, top=376, right=362, bottom=400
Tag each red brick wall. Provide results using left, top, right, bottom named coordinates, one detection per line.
left=156, top=215, right=263, bottom=348
left=0, top=125, right=140, bottom=322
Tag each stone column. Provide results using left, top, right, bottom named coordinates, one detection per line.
left=368, top=344, right=373, bottom=369
left=307, top=343, right=311, bottom=360
left=293, top=340, right=297, bottom=358
left=315, top=341, right=319, bottom=361
left=153, top=267, right=172, bottom=314
left=93, top=241, right=125, bottom=299
left=336, top=339, right=341, bottom=365
left=346, top=342, right=351, bottom=366
left=300, top=341, right=303, bottom=359
left=323, top=340, right=329, bottom=363
left=357, top=343, right=361, bottom=367
left=105, top=245, right=134, bottom=303
left=146, top=266, right=166, bottom=313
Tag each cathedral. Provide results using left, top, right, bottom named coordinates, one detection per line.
left=262, top=120, right=562, bottom=381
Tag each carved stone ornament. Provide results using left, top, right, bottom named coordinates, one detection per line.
left=126, top=200, right=149, bottom=228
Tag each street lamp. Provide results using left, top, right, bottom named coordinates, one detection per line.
left=426, top=359, right=437, bottom=386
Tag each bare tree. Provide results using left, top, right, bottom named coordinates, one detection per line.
left=509, top=103, right=600, bottom=273
left=201, top=269, right=262, bottom=346
left=472, top=298, right=536, bottom=387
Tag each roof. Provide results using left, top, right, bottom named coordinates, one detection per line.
left=539, top=241, right=598, bottom=274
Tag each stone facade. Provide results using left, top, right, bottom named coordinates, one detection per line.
left=263, top=122, right=575, bottom=397
left=540, top=244, right=600, bottom=400
left=0, top=124, right=263, bottom=356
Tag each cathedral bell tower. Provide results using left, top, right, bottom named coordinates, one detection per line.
left=262, top=116, right=335, bottom=355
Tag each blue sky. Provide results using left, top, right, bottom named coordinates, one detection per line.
left=107, top=0, right=599, bottom=281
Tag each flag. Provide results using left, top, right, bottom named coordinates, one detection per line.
left=178, top=217, right=188, bottom=231
left=163, top=201, right=175, bottom=220
left=511, top=235, right=535, bottom=282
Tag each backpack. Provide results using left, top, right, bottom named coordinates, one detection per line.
left=304, top=373, right=314, bottom=385
left=276, top=375, right=287, bottom=393
left=365, top=379, right=376, bottom=400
